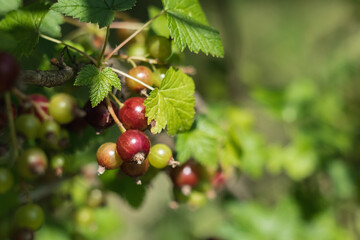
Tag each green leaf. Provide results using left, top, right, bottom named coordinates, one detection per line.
left=51, top=0, right=136, bottom=28
left=176, top=116, right=222, bottom=166
left=149, top=6, right=170, bottom=38
left=162, top=0, right=224, bottom=57
left=144, top=67, right=195, bottom=135
left=39, top=10, right=64, bottom=37
left=74, top=65, right=121, bottom=107
left=0, top=2, right=48, bottom=58
left=0, top=0, right=21, bottom=16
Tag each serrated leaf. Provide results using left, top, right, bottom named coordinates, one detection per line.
left=0, top=0, right=21, bottom=16
left=144, top=67, right=195, bottom=135
left=40, top=10, right=64, bottom=37
left=176, top=116, right=222, bottom=166
left=149, top=6, right=170, bottom=38
left=0, top=2, right=48, bottom=58
left=74, top=65, right=121, bottom=107
left=51, top=0, right=136, bottom=28
left=162, top=0, right=224, bottom=57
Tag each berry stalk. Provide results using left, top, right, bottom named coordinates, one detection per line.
left=5, top=92, right=18, bottom=163
left=105, top=96, right=126, bottom=133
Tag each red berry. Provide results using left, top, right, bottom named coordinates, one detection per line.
left=96, top=142, right=123, bottom=175
left=0, top=52, right=19, bottom=92
left=28, top=94, right=49, bottom=121
left=118, top=97, right=147, bottom=131
left=125, top=66, right=153, bottom=92
left=84, top=100, right=117, bottom=132
left=116, top=130, right=151, bottom=164
left=171, top=161, right=199, bottom=188
left=121, top=157, right=149, bottom=177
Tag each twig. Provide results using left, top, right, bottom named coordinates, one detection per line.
left=110, top=22, right=144, bottom=30
left=40, top=34, right=97, bottom=64
left=105, top=10, right=165, bottom=61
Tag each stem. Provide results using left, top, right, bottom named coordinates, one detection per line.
left=5, top=92, right=18, bottom=164
left=105, top=96, right=126, bottom=133
left=128, top=59, right=137, bottom=68
left=40, top=34, right=97, bottom=65
left=110, top=21, right=144, bottom=30
left=98, top=25, right=110, bottom=66
left=110, top=67, right=154, bottom=91
left=105, top=10, right=165, bottom=61
left=110, top=92, right=124, bottom=108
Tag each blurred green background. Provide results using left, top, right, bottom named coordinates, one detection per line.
left=3, top=0, right=360, bottom=239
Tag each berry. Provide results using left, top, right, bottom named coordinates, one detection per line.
left=128, top=43, right=148, bottom=57
left=171, top=161, right=199, bottom=188
left=152, top=67, right=167, bottom=88
left=17, top=148, right=48, bottom=180
left=96, top=142, right=123, bottom=175
left=84, top=100, right=116, bottom=131
left=87, top=188, right=105, bottom=207
left=49, top=93, right=77, bottom=124
left=50, top=154, right=65, bottom=169
left=118, top=97, right=147, bottom=131
left=51, top=154, right=66, bottom=177
left=10, top=228, right=34, bottom=240
left=0, top=168, right=14, bottom=193
left=121, top=157, right=149, bottom=177
left=15, top=114, right=41, bottom=140
left=148, top=144, right=173, bottom=169
left=20, top=94, right=49, bottom=121
left=116, top=130, right=151, bottom=164
left=39, top=120, right=61, bottom=143
left=14, top=203, right=44, bottom=230
left=74, top=207, right=94, bottom=227
left=188, top=191, right=207, bottom=208
left=0, top=52, right=19, bottom=92
left=147, top=36, right=172, bottom=61
left=125, top=66, right=153, bottom=92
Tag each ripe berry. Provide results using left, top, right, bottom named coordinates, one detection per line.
left=15, top=114, right=41, bottom=140
left=125, top=66, right=153, bottom=92
left=171, top=161, right=200, bottom=188
left=121, top=157, right=149, bottom=177
left=14, top=203, right=44, bottom=230
left=96, top=142, right=123, bottom=175
left=49, top=93, right=77, bottom=124
left=118, top=97, right=147, bottom=131
left=148, top=144, right=173, bottom=169
left=153, top=67, right=167, bottom=88
left=0, top=52, right=19, bottom=92
left=17, top=148, right=48, bottom=180
left=10, top=228, right=34, bottom=240
left=20, top=94, right=49, bottom=121
left=0, top=168, right=14, bottom=193
left=147, top=36, right=172, bottom=61
left=116, top=130, right=151, bottom=164
left=84, top=100, right=117, bottom=132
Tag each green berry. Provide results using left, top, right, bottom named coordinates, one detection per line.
left=17, top=148, right=48, bottom=180
left=148, top=144, right=172, bottom=169
left=15, top=114, right=41, bottom=140
left=152, top=67, right=167, bottom=88
left=147, top=36, right=171, bottom=60
left=14, top=203, right=44, bottom=230
left=49, top=93, right=76, bottom=124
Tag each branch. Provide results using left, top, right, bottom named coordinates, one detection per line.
left=19, top=65, right=75, bottom=87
